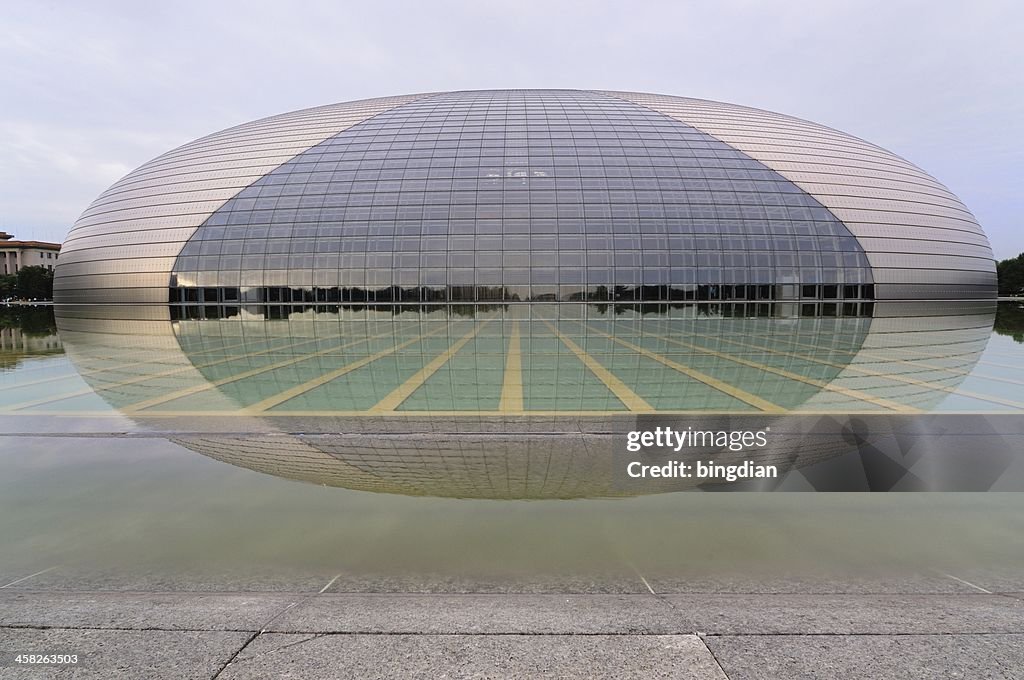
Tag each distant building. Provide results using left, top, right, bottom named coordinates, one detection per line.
left=0, top=232, right=61, bottom=276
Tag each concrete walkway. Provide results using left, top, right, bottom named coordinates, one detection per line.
left=2, top=588, right=1023, bottom=678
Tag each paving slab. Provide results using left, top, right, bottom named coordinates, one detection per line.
left=705, top=633, right=1024, bottom=680
left=218, top=633, right=727, bottom=680
left=643, top=573, right=978, bottom=594
left=269, top=593, right=1024, bottom=635
left=321, top=572, right=647, bottom=594
left=269, top=594, right=676, bottom=634
left=662, top=593, right=1024, bottom=634
left=0, top=627, right=251, bottom=680
left=6, top=591, right=1022, bottom=638
left=2, top=567, right=335, bottom=593
left=5, top=567, right=1004, bottom=595
left=936, top=567, right=1024, bottom=593
left=0, top=592, right=299, bottom=631
left=0, top=565, right=647, bottom=594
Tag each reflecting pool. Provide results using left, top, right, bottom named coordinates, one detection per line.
left=0, top=302, right=1022, bottom=589
left=44, top=301, right=1010, bottom=417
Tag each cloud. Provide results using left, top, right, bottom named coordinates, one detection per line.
left=1, top=0, right=1021, bottom=256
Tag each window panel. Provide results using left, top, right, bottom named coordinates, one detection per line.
left=170, top=90, right=874, bottom=303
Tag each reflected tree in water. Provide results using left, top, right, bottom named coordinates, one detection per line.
left=0, top=305, right=56, bottom=336
left=994, top=302, right=1024, bottom=343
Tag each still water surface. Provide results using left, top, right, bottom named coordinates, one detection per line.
left=1, top=302, right=1022, bottom=590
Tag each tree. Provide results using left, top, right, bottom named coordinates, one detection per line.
left=994, top=302, right=1024, bottom=344
left=14, top=265, right=54, bottom=300
left=0, top=274, right=16, bottom=299
left=997, top=254, right=1024, bottom=297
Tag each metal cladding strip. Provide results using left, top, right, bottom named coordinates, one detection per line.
left=800, top=301, right=996, bottom=411
left=54, top=92, right=438, bottom=305
left=599, top=90, right=997, bottom=299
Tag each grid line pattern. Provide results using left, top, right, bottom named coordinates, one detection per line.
left=602, top=90, right=996, bottom=299
left=55, top=93, right=436, bottom=304
left=170, top=90, right=874, bottom=304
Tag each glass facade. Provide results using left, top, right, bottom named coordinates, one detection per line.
left=55, top=89, right=997, bottom=306
left=607, top=90, right=997, bottom=300
left=170, top=91, right=873, bottom=304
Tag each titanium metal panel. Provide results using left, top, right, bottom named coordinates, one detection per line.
left=602, top=90, right=996, bottom=299
left=55, top=93, right=435, bottom=305
left=55, top=90, right=997, bottom=305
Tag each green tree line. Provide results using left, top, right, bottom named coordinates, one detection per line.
left=0, top=305, right=57, bottom=335
left=994, top=302, right=1024, bottom=343
left=998, top=253, right=1024, bottom=296
left=0, top=265, right=54, bottom=300
left=1, top=256, right=1023, bottom=301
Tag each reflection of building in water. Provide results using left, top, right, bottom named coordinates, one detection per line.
left=52, top=301, right=997, bottom=498
left=799, top=302, right=995, bottom=411
left=0, top=327, right=62, bottom=353
left=167, top=430, right=852, bottom=499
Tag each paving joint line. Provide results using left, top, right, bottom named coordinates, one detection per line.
left=210, top=631, right=258, bottom=680
left=624, top=561, right=682, bottom=620
left=211, top=571, right=342, bottom=678
left=624, top=562, right=658, bottom=598
left=0, top=566, right=58, bottom=589
left=2, top=589, right=1012, bottom=597
left=219, top=632, right=325, bottom=668
left=318, top=573, right=342, bottom=594
left=7, top=625, right=1021, bottom=637
left=0, top=624, right=260, bottom=633
left=697, top=633, right=733, bottom=680
left=937, top=571, right=993, bottom=594
left=697, top=631, right=1024, bottom=637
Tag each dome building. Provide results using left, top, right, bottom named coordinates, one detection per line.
left=54, top=89, right=996, bottom=307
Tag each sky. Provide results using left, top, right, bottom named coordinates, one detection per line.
left=2, top=0, right=1021, bottom=258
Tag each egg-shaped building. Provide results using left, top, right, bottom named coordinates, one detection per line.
left=54, top=89, right=996, bottom=306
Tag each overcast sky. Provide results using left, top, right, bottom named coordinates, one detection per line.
left=2, top=0, right=1021, bottom=258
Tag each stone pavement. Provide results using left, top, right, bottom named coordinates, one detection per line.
left=2, top=576, right=1023, bottom=679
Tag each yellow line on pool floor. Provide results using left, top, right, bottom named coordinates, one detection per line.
left=2, top=335, right=334, bottom=411
left=123, top=329, right=405, bottom=412
left=710, top=327, right=1024, bottom=409
left=616, top=325, right=920, bottom=413
left=3, top=408, right=1021, bottom=418
left=369, top=319, right=492, bottom=413
left=498, top=320, right=524, bottom=413
left=646, top=321, right=1024, bottom=391
left=244, top=323, right=457, bottom=413
left=643, top=321, right=1024, bottom=411
left=542, top=320, right=653, bottom=413
left=0, top=370, right=81, bottom=391
left=577, top=322, right=784, bottom=413
left=10, top=319, right=440, bottom=412
left=660, top=320, right=990, bottom=385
